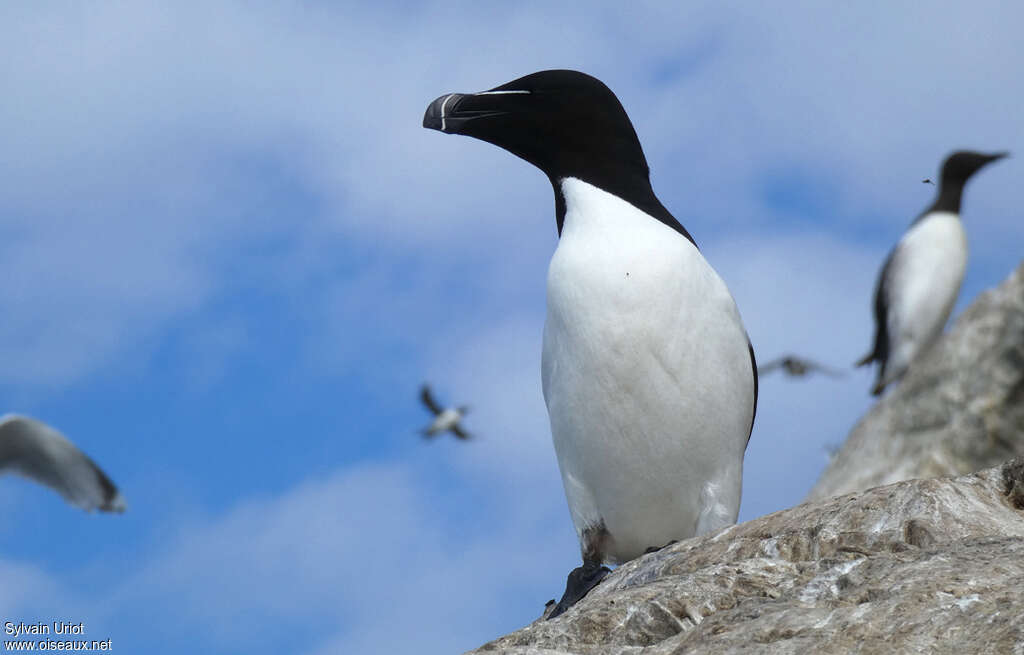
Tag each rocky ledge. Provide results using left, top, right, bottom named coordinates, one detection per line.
left=467, top=262, right=1024, bottom=655
left=468, top=460, right=1024, bottom=654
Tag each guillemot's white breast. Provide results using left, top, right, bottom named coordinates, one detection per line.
left=542, top=177, right=753, bottom=563
left=880, top=211, right=966, bottom=388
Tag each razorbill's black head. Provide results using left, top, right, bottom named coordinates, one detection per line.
left=424, top=70, right=691, bottom=242
left=858, top=149, right=1008, bottom=395
left=0, top=414, right=126, bottom=513
left=424, top=71, right=756, bottom=619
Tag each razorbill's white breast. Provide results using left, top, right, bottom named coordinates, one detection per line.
left=858, top=150, right=1007, bottom=395
left=424, top=70, right=757, bottom=617
left=0, top=414, right=126, bottom=513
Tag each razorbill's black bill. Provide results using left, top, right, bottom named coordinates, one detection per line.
left=758, top=355, right=845, bottom=379
left=419, top=384, right=471, bottom=440
left=858, top=150, right=1007, bottom=395
left=424, top=70, right=757, bottom=618
left=0, top=414, right=126, bottom=513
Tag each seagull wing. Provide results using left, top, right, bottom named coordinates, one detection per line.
left=0, top=415, right=126, bottom=513
left=801, top=358, right=846, bottom=378
left=450, top=423, right=472, bottom=441
left=756, top=358, right=783, bottom=376
left=419, top=385, right=443, bottom=416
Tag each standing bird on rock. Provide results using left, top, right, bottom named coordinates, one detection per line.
left=0, top=414, right=126, bottom=513
left=858, top=150, right=1007, bottom=395
left=423, top=70, right=757, bottom=618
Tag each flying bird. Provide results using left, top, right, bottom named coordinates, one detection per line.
left=418, top=385, right=471, bottom=440
left=0, top=414, right=126, bottom=513
left=758, top=355, right=845, bottom=379
left=858, top=150, right=1007, bottom=395
left=424, top=70, right=757, bottom=618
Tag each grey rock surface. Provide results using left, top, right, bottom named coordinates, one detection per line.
left=468, top=461, right=1024, bottom=654
left=809, top=261, right=1024, bottom=501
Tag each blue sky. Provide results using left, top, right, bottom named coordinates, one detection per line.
left=1, top=2, right=1022, bottom=653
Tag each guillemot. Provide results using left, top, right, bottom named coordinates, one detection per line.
left=0, top=414, right=126, bottom=513
left=858, top=150, right=1007, bottom=395
left=423, top=70, right=756, bottom=618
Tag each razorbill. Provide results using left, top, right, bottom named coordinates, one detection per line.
left=758, top=355, right=845, bottom=379
left=419, top=384, right=471, bottom=440
left=423, top=70, right=757, bottom=618
left=858, top=150, right=1007, bottom=395
left=0, top=414, right=126, bottom=513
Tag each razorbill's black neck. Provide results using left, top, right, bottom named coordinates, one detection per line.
left=858, top=150, right=1007, bottom=395
left=0, top=414, right=126, bottom=513
left=424, top=70, right=757, bottom=618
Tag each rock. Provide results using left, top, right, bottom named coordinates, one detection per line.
left=808, top=261, right=1024, bottom=501
left=468, top=461, right=1024, bottom=654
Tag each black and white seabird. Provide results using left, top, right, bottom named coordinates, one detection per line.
left=758, top=355, right=845, bottom=379
left=419, top=385, right=471, bottom=440
left=858, top=150, right=1007, bottom=395
left=0, top=414, right=126, bottom=513
left=423, top=70, right=757, bottom=618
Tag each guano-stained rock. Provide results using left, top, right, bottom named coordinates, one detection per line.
left=467, top=461, right=1024, bottom=655
left=465, top=263, right=1024, bottom=655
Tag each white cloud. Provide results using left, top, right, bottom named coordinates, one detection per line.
left=64, top=457, right=568, bottom=654
left=2, top=0, right=1021, bottom=389
left=0, top=560, right=63, bottom=615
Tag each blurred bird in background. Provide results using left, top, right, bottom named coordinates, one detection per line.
left=419, top=385, right=472, bottom=441
left=0, top=414, right=126, bottom=513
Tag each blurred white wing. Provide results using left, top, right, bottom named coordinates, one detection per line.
left=0, top=414, right=126, bottom=513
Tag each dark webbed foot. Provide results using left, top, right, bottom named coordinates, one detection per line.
left=546, top=561, right=610, bottom=620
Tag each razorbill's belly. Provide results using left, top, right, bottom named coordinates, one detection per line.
left=543, top=178, right=753, bottom=562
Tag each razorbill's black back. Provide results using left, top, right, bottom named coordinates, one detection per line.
left=424, top=70, right=757, bottom=618
left=858, top=150, right=1007, bottom=395
left=0, top=414, right=126, bottom=513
